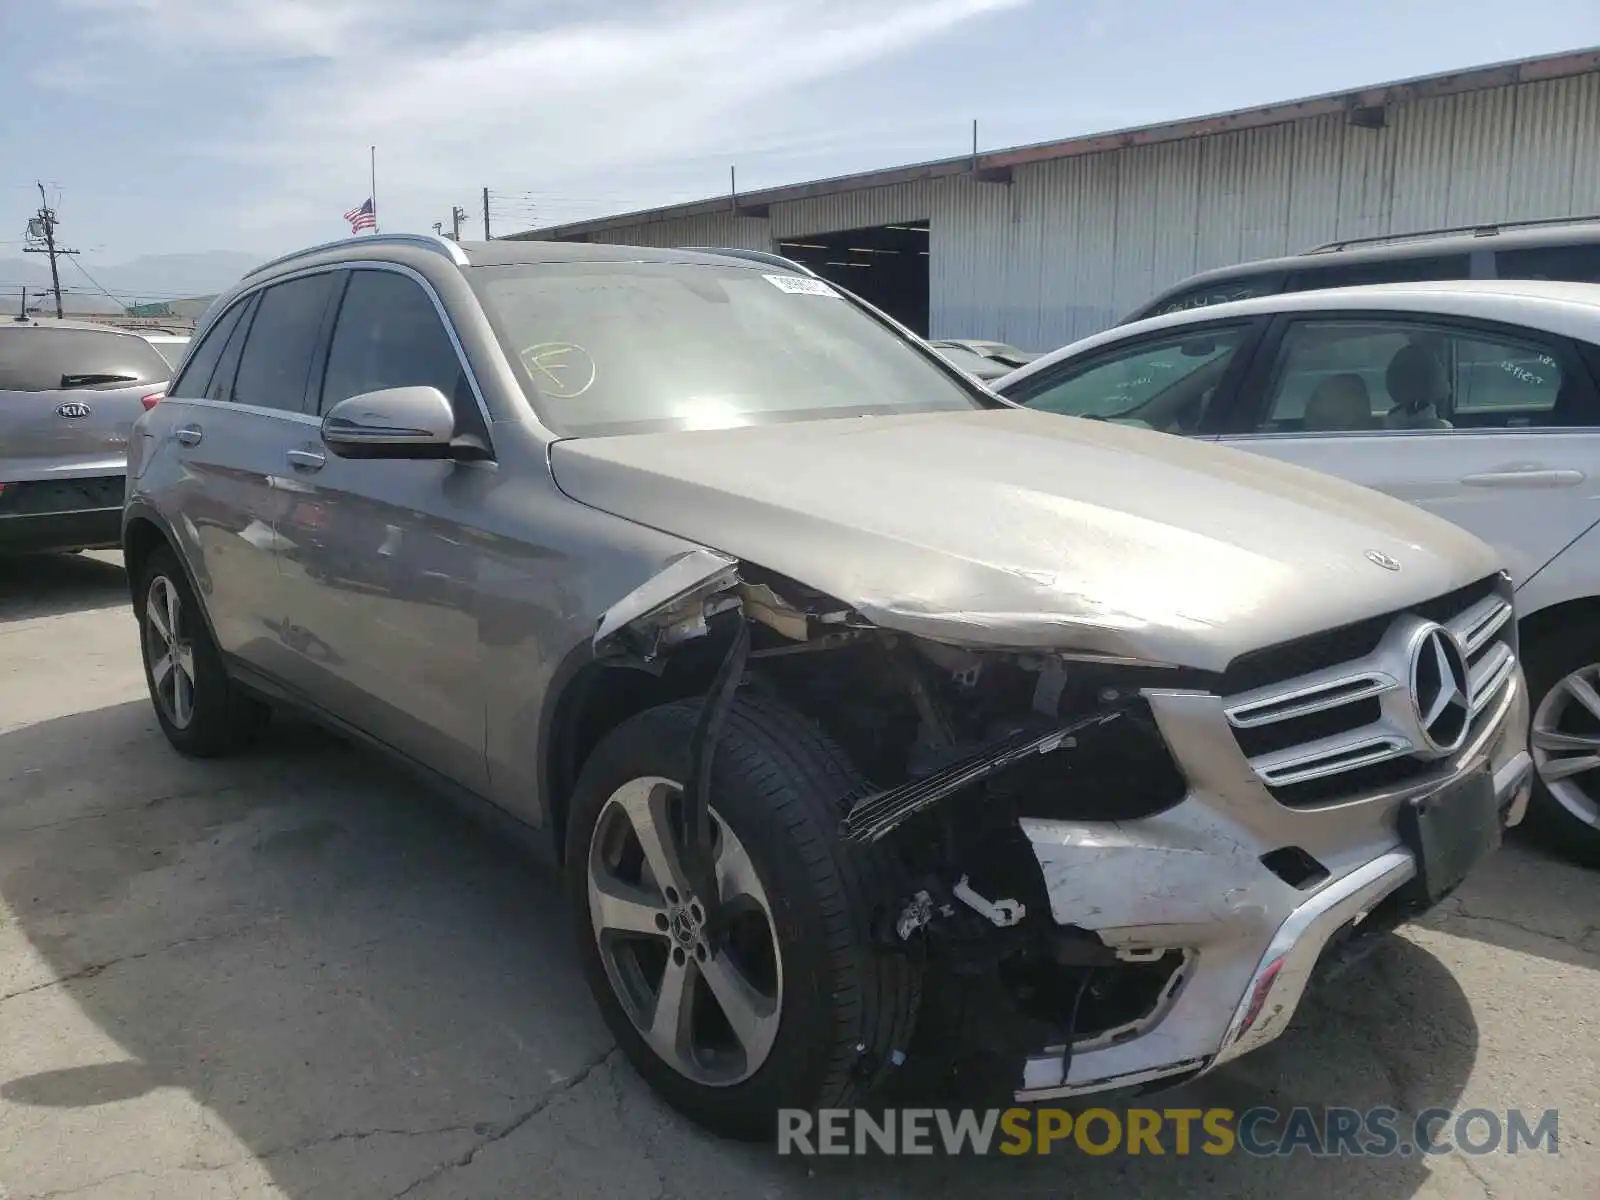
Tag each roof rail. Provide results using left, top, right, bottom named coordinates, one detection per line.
left=680, top=246, right=822, bottom=278
left=1302, top=213, right=1600, bottom=254
left=243, top=232, right=471, bottom=280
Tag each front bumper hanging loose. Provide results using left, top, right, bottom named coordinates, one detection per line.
left=1010, top=671, right=1531, bottom=1103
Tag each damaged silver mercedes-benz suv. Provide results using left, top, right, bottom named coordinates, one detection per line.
left=124, top=236, right=1531, bottom=1139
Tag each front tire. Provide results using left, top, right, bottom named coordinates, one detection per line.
left=565, top=696, right=919, bottom=1139
left=136, top=547, right=267, bottom=757
left=1524, top=623, right=1600, bottom=865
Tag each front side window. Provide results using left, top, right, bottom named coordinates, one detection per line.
left=1255, top=319, right=1584, bottom=432
left=1010, top=327, right=1247, bottom=431
left=469, top=261, right=988, bottom=436
left=320, top=270, right=467, bottom=415
left=230, top=273, right=340, bottom=412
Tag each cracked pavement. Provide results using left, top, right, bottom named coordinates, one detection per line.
left=0, top=553, right=1596, bottom=1199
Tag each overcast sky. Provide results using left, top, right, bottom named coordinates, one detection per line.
left=4, top=0, right=1600, bottom=277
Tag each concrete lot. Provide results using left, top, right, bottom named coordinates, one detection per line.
left=0, top=552, right=1596, bottom=1199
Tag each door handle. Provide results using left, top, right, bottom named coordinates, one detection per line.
left=1461, top=468, right=1585, bottom=488
left=286, top=448, right=326, bottom=471
left=173, top=424, right=204, bottom=447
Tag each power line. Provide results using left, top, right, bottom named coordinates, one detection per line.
left=0, top=281, right=211, bottom=300
left=67, top=256, right=130, bottom=314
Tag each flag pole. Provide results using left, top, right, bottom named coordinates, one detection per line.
left=369, top=146, right=379, bottom=234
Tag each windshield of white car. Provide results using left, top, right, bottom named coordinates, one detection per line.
left=470, top=261, right=992, bottom=436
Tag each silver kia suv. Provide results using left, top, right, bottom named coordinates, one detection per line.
left=124, top=234, right=1532, bottom=1138
left=2, top=318, right=170, bottom=554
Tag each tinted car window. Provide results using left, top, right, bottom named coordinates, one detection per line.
left=206, top=295, right=257, bottom=402
left=1257, top=320, right=1583, bottom=432
left=1496, top=244, right=1600, bottom=284
left=230, top=273, right=340, bottom=412
left=1285, top=254, right=1471, bottom=292
left=320, top=270, right=467, bottom=415
left=1013, top=327, right=1247, bottom=429
left=0, top=326, right=171, bottom=392
left=470, top=262, right=985, bottom=436
left=168, top=304, right=246, bottom=398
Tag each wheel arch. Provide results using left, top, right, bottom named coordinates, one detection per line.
left=121, top=512, right=170, bottom=608
left=539, top=645, right=726, bottom=865
left=121, top=505, right=224, bottom=650
left=1517, top=593, right=1600, bottom=652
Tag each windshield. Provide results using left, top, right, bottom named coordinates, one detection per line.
left=470, top=261, right=986, bottom=436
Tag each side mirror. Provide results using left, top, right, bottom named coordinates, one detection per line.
left=321, top=386, right=457, bottom=460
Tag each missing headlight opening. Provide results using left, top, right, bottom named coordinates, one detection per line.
left=590, top=553, right=1196, bottom=1072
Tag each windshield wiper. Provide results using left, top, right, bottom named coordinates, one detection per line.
left=60, top=372, right=138, bottom=388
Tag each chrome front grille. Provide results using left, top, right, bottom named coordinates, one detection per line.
left=1221, top=575, right=1516, bottom=807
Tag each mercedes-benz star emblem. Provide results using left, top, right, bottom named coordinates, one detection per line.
left=1365, top=549, right=1401, bottom=571
left=56, top=401, right=92, bottom=419
left=1409, top=624, right=1471, bottom=755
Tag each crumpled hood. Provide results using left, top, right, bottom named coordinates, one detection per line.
left=549, top=409, right=1501, bottom=672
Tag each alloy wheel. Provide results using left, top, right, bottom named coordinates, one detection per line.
left=1531, top=664, right=1600, bottom=831
left=586, top=776, right=783, bottom=1086
left=145, top=574, right=197, bottom=730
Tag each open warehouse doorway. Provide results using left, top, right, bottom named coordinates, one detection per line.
left=775, top=221, right=929, bottom=335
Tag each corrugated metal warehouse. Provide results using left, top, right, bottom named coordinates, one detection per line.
left=512, top=47, right=1600, bottom=352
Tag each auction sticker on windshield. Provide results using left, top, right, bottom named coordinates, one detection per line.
left=764, top=274, right=840, bottom=297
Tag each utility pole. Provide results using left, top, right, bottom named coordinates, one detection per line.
left=451, top=205, right=467, bottom=241
left=22, top=183, right=78, bottom=320
left=482, top=187, right=491, bottom=240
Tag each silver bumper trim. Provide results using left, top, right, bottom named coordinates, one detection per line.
left=1211, top=849, right=1415, bottom=1067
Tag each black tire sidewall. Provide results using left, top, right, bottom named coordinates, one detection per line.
left=564, top=701, right=873, bottom=1139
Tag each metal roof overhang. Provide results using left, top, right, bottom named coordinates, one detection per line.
left=511, top=45, right=1600, bottom=242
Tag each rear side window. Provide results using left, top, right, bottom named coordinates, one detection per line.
left=0, top=326, right=171, bottom=392
left=1496, top=243, right=1600, bottom=284
left=1256, top=319, right=1585, bottom=432
left=1285, top=254, right=1471, bottom=292
left=168, top=303, right=248, bottom=398
left=230, top=273, right=341, bottom=412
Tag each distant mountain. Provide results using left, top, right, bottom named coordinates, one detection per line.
left=0, top=250, right=261, bottom=314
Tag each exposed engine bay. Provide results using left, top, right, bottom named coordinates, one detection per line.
left=590, top=549, right=1198, bottom=1091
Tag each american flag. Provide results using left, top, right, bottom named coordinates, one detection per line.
left=344, top=198, right=376, bottom=233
